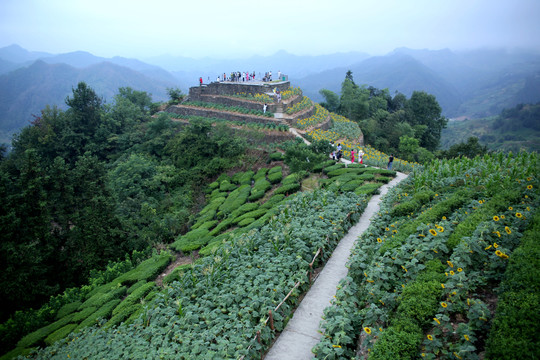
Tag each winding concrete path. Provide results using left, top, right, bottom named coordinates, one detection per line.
left=265, top=171, right=408, bottom=360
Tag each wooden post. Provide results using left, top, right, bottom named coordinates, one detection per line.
left=309, top=263, right=313, bottom=284
left=269, top=310, right=274, bottom=330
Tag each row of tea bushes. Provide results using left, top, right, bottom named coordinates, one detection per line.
left=2, top=253, right=173, bottom=359
left=313, top=152, right=538, bottom=359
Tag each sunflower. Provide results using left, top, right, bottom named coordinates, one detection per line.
left=427, top=334, right=433, bottom=341
left=450, top=270, right=455, bottom=276
left=495, top=250, right=503, bottom=257
left=442, top=216, right=447, bottom=220
left=516, top=212, right=523, bottom=218
left=485, top=245, right=492, bottom=250
left=437, top=226, right=444, bottom=233
left=441, top=302, right=448, bottom=308
left=429, top=229, right=437, bottom=236
left=332, top=344, right=341, bottom=348
left=434, top=317, right=440, bottom=325
left=377, top=238, right=382, bottom=243
left=441, top=284, right=445, bottom=289
left=457, top=268, right=463, bottom=272
left=508, top=206, right=513, bottom=210
left=493, top=215, right=500, bottom=221
left=494, top=243, right=499, bottom=248
left=364, top=327, right=372, bottom=334
left=500, top=215, right=505, bottom=219
left=527, top=185, right=533, bottom=190
left=464, top=334, right=470, bottom=341
left=505, top=226, right=511, bottom=234
left=447, top=260, right=454, bottom=268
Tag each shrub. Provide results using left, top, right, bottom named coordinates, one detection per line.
left=219, top=180, right=237, bottom=192
left=232, top=209, right=267, bottom=225
left=218, top=185, right=251, bottom=216
left=261, top=194, right=286, bottom=209
left=267, top=171, right=283, bottom=184
left=111, top=253, right=174, bottom=286
left=273, top=183, right=301, bottom=196
left=322, top=163, right=345, bottom=174
left=17, top=313, right=76, bottom=348
left=55, top=301, right=82, bottom=320
left=74, top=299, right=122, bottom=332
left=340, top=180, right=364, bottom=192
left=268, top=165, right=282, bottom=174
left=44, top=324, right=78, bottom=346
left=79, top=286, right=126, bottom=311
left=104, top=304, right=140, bottom=329
left=112, top=282, right=156, bottom=317
left=127, top=280, right=147, bottom=295
left=354, top=183, right=382, bottom=196
left=208, top=181, right=219, bottom=190
left=370, top=321, right=423, bottom=360
left=238, top=218, right=255, bottom=227
left=163, top=264, right=193, bottom=284
left=171, top=228, right=212, bottom=252
left=376, top=176, right=393, bottom=184
left=269, top=152, right=284, bottom=161
left=413, top=190, right=435, bottom=204
left=390, top=199, right=421, bottom=217
left=253, top=168, right=268, bottom=180
left=71, top=307, right=98, bottom=323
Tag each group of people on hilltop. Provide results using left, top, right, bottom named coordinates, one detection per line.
left=199, top=70, right=282, bottom=85
left=329, top=141, right=394, bottom=170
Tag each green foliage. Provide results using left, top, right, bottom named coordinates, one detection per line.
left=162, top=264, right=192, bottom=284
left=485, top=212, right=540, bottom=359
left=269, top=152, right=284, bottom=161
left=71, top=306, right=98, bottom=323
left=112, top=282, right=156, bottom=317
left=370, top=322, right=423, bottom=360
left=44, top=324, right=78, bottom=346
left=79, top=286, right=126, bottom=311
left=17, top=313, right=76, bottom=348
left=273, top=183, right=301, bottom=196
left=218, top=185, right=251, bottom=216
left=55, top=302, right=82, bottom=320
left=354, top=183, right=382, bottom=196
left=171, top=228, right=212, bottom=252
left=111, top=253, right=173, bottom=286
left=267, top=170, right=283, bottom=184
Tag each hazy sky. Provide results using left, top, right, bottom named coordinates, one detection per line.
left=1, top=0, right=539, bottom=59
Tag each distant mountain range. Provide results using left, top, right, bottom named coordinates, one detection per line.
left=1, top=44, right=540, bottom=145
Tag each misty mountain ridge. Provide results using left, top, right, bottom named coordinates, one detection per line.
left=1, top=44, right=540, bottom=144
left=0, top=59, right=179, bottom=142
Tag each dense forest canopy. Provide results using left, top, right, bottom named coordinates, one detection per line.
left=0, top=82, right=247, bottom=321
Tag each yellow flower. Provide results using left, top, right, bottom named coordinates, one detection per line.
left=332, top=344, right=342, bottom=348
left=441, top=302, right=448, bottom=308
left=457, top=268, right=463, bottom=272
left=485, top=245, right=492, bottom=250
left=385, top=227, right=390, bottom=231
left=447, top=260, right=454, bottom=268
left=454, top=352, right=463, bottom=359
left=432, top=249, right=438, bottom=253
left=392, top=229, right=398, bottom=234
left=505, top=226, right=511, bottom=234
left=494, top=231, right=501, bottom=237
left=516, top=212, right=523, bottom=218
left=508, top=206, right=513, bottom=210
left=495, top=250, right=503, bottom=257
left=441, top=283, right=445, bottom=289
left=364, top=327, right=372, bottom=334
left=427, top=334, right=433, bottom=341
left=429, top=229, right=437, bottom=236
left=501, top=215, right=505, bottom=219
left=494, top=243, right=499, bottom=248
left=493, top=215, right=500, bottom=221
left=450, top=270, right=455, bottom=276
left=442, top=216, right=447, bottom=220
left=319, top=216, right=324, bottom=220
left=464, top=334, right=470, bottom=341
left=527, top=185, right=533, bottom=190
left=401, top=265, right=408, bottom=272
left=434, top=317, right=441, bottom=325
left=377, top=237, right=382, bottom=243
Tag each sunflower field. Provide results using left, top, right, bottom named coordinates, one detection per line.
left=313, top=151, right=539, bottom=359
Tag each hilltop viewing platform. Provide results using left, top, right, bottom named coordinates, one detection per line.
left=189, top=79, right=291, bottom=99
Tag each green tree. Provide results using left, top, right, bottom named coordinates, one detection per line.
left=338, top=71, right=369, bottom=121
left=407, top=91, right=447, bottom=151
left=440, top=137, right=489, bottom=159
left=319, top=89, right=340, bottom=113
left=398, top=135, right=419, bottom=161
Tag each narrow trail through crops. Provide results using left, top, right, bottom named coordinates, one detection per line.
left=265, top=170, right=408, bottom=360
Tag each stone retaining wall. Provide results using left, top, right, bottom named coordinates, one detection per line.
left=165, top=105, right=282, bottom=125
left=195, top=95, right=276, bottom=113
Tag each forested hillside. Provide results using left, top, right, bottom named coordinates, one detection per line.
left=441, top=102, right=540, bottom=152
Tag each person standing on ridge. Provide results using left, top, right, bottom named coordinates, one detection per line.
left=351, top=149, right=355, bottom=163
left=387, top=154, right=394, bottom=170
left=199, top=77, right=203, bottom=86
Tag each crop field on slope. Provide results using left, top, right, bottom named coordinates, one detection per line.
left=313, top=152, right=539, bottom=360
left=2, top=160, right=398, bottom=359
